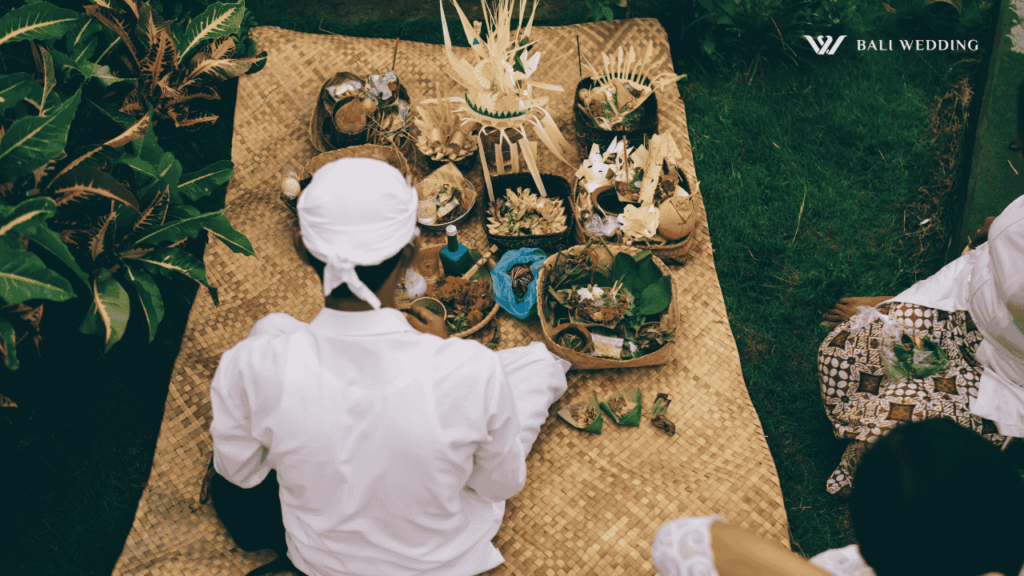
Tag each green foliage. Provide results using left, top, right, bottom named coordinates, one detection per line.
left=85, top=0, right=267, bottom=129
left=0, top=0, right=258, bottom=368
left=586, top=0, right=617, bottom=23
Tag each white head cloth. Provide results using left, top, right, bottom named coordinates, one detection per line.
left=297, top=158, right=418, bottom=309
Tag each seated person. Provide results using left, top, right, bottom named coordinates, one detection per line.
left=651, top=418, right=1024, bottom=576
left=208, top=158, right=570, bottom=576
left=817, top=195, right=1024, bottom=495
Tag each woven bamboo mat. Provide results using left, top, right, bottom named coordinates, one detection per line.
left=112, top=19, right=788, bottom=576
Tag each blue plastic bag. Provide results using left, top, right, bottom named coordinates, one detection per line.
left=491, top=248, right=547, bottom=321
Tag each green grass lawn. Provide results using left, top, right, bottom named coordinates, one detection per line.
left=1, top=0, right=1013, bottom=573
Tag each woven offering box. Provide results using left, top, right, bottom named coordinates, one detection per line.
left=414, top=163, right=477, bottom=232
left=484, top=173, right=575, bottom=251
left=537, top=243, right=678, bottom=369
left=573, top=134, right=701, bottom=263
left=403, top=245, right=500, bottom=339
left=574, top=75, right=659, bottom=152
left=310, top=71, right=412, bottom=152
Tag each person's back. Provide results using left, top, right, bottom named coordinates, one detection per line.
left=213, top=308, right=525, bottom=575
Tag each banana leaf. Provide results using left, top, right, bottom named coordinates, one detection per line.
left=599, top=387, right=641, bottom=426
left=557, top=393, right=603, bottom=433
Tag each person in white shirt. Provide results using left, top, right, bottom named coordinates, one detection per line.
left=650, top=418, right=1024, bottom=576
left=816, top=195, right=1024, bottom=495
left=208, top=158, right=570, bottom=576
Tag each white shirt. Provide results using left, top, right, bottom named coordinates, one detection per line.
left=886, top=194, right=1024, bottom=436
left=210, top=307, right=525, bottom=576
left=651, top=516, right=1024, bottom=576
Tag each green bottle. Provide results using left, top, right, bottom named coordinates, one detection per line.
left=439, top=225, right=474, bottom=277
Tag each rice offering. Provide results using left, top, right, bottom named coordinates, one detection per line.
left=557, top=393, right=604, bottom=433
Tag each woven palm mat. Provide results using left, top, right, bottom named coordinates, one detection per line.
left=113, top=19, right=787, bottom=576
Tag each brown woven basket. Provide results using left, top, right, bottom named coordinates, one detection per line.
left=309, top=72, right=411, bottom=153
left=573, top=76, right=659, bottom=153
left=484, top=173, right=575, bottom=251
left=304, top=144, right=411, bottom=179
left=537, top=244, right=678, bottom=370
left=573, top=167, right=702, bottom=264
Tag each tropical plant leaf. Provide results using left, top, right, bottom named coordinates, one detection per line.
left=637, top=275, right=672, bottom=317
left=24, top=225, right=89, bottom=287
left=0, top=73, right=35, bottom=114
left=78, top=268, right=130, bottom=351
left=204, top=214, right=254, bottom=256
left=0, top=197, right=58, bottom=238
left=0, top=236, right=76, bottom=304
left=174, top=2, right=245, bottom=65
left=103, top=113, right=149, bottom=148
left=131, top=185, right=169, bottom=233
left=37, top=46, right=57, bottom=115
left=130, top=246, right=217, bottom=304
left=134, top=1, right=158, bottom=52
left=0, top=316, right=18, bottom=369
left=45, top=145, right=103, bottom=190
left=167, top=105, right=217, bottom=129
left=120, top=84, right=145, bottom=116
left=90, top=208, right=116, bottom=261
left=187, top=53, right=265, bottom=83
left=0, top=89, right=81, bottom=182
left=178, top=159, right=233, bottom=201
left=85, top=96, right=136, bottom=129
left=67, top=16, right=101, bottom=61
left=49, top=165, right=140, bottom=211
left=0, top=3, right=79, bottom=47
left=202, top=35, right=234, bottom=61
left=131, top=211, right=221, bottom=246
left=124, top=263, right=162, bottom=342
left=131, top=114, right=161, bottom=164
left=138, top=17, right=177, bottom=89
left=84, top=5, right=140, bottom=66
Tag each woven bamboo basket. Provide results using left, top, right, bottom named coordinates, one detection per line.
left=573, top=76, right=659, bottom=153
left=484, top=173, right=575, bottom=251
left=304, top=145, right=411, bottom=179
left=309, top=72, right=412, bottom=153
left=537, top=244, right=678, bottom=370
left=573, top=166, right=702, bottom=264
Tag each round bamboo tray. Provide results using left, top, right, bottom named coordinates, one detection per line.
left=304, top=144, right=411, bottom=179
left=537, top=244, right=678, bottom=370
left=573, top=167, right=702, bottom=264
left=484, top=173, right=575, bottom=251
left=573, top=76, right=659, bottom=153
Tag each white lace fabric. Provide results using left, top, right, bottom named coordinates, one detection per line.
left=650, top=515, right=728, bottom=576
left=650, top=516, right=875, bottom=576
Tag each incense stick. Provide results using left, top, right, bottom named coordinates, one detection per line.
left=577, top=34, right=581, bottom=76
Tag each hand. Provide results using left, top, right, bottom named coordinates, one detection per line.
left=969, top=216, right=997, bottom=248
left=404, top=306, right=449, bottom=339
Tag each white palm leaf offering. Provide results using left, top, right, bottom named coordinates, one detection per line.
left=439, top=0, right=575, bottom=198
left=577, top=43, right=686, bottom=131
left=486, top=187, right=567, bottom=236
left=414, top=85, right=480, bottom=162
left=575, top=133, right=698, bottom=246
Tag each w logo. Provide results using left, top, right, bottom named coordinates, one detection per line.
left=804, top=35, right=847, bottom=55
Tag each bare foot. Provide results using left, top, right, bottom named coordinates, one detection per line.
left=821, top=296, right=894, bottom=330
